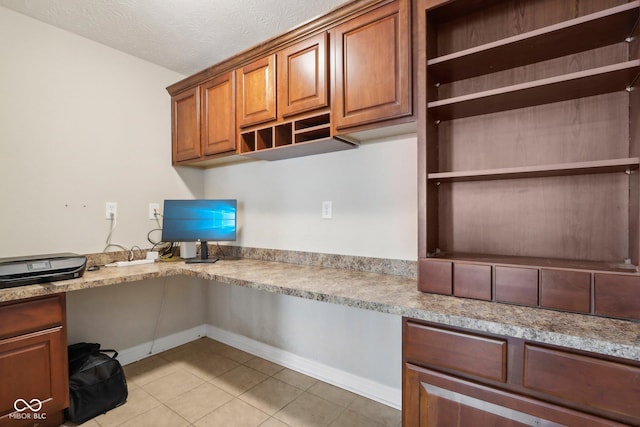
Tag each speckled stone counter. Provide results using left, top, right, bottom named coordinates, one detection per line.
left=1, top=258, right=638, bottom=361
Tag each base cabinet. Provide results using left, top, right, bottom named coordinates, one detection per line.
left=405, top=365, right=626, bottom=427
left=0, top=295, right=68, bottom=427
left=403, top=318, right=640, bottom=426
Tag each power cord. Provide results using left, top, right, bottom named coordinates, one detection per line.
left=103, top=213, right=135, bottom=261
left=148, top=210, right=174, bottom=259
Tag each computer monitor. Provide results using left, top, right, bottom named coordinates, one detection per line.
left=161, top=199, right=237, bottom=263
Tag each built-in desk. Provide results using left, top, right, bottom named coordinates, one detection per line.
left=1, top=258, right=638, bottom=361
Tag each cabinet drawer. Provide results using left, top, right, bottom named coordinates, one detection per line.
left=495, top=266, right=538, bottom=307
left=418, top=259, right=452, bottom=295
left=404, top=322, right=507, bottom=382
left=540, top=269, right=591, bottom=314
left=0, top=295, right=64, bottom=339
left=454, top=263, right=492, bottom=301
left=594, top=273, right=640, bottom=320
left=523, top=344, right=640, bottom=421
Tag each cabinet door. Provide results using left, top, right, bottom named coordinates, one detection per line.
left=277, top=32, right=328, bottom=119
left=201, top=72, right=236, bottom=156
left=236, top=54, right=277, bottom=128
left=0, top=328, right=68, bottom=426
left=332, top=0, right=411, bottom=131
left=171, top=87, right=201, bottom=163
left=404, top=364, right=625, bottom=427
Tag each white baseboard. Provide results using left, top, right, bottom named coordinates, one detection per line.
left=205, top=324, right=401, bottom=410
left=116, top=323, right=401, bottom=409
left=118, top=324, right=207, bottom=366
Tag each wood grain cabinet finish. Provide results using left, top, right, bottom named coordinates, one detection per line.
left=417, top=259, right=452, bottom=295
left=594, top=273, right=640, bottom=319
left=417, top=0, right=640, bottom=322
left=495, top=266, right=538, bottom=307
left=403, top=319, right=640, bottom=426
left=171, top=87, right=200, bottom=163
left=201, top=72, right=236, bottom=157
left=404, top=364, right=626, bottom=427
left=332, top=0, right=411, bottom=131
left=540, top=269, right=591, bottom=313
left=404, top=321, right=507, bottom=383
left=453, top=263, right=491, bottom=301
left=236, top=54, right=277, bottom=128
left=277, top=32, right=329, bottom=119
left=524, top=344, right=640, bottom=422
left=0, top=295, right=68, bottom=427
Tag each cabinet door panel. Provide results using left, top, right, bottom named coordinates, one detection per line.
left=201, top=72, right=236, bottom=156
left=237, top=55, right=277, bottom=127
left=404, top=364, right=625, bottom=427
left=332, top=0, right=411, bottom=130
left=172, top=88, right=200, bottom=163
left=278, top=32, right=328, bottom=118
left=0, top=328, right=68, bottom=424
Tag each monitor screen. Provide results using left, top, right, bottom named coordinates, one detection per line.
left=161, top=199, right=237, bottom=243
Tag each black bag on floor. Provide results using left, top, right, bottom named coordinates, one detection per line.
left=65, top=342, right=128, bottom=424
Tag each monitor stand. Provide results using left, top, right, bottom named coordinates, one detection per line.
left=185, top=241, right=219, bottom=264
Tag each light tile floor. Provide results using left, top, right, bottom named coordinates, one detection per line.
left=62, top=338, right=402, bottom=427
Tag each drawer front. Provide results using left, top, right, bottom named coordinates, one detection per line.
left=0, top=295, right=64, bottom=339
left=418, top=259, right=452, bottom=295
left=405, top=321, right=507, bottom=382
left=540, top=269, right=591, bottom=314
left=454, top=263, right=492, bottom=301
left=495, top=266, right=538, bottom=307
left=594, top=273, right=640, bottom=320
left=523, top=344, right=640, bottom=421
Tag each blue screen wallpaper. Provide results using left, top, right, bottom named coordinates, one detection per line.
left=161, top=199, right=237, bottom=242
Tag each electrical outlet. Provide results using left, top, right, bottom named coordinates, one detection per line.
left=105, top=202, right=117, bottom=219
left=149, top=203, right=160, bottom=220
left=322, top=201, right=332, bottom=219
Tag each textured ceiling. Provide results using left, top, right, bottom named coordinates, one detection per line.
left=0, top=0, right=351, bottom=76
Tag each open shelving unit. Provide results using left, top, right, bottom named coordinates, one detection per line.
left=418, top=0, right=640, bottom=320
left=239, top=112, right=357, bottom=161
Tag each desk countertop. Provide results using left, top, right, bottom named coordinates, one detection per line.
left=1, top=259, right=638, bottom=361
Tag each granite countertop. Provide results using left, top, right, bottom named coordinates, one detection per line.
left=1, top=258, right=639, bottom=361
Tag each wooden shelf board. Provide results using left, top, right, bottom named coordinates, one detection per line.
left=240, top=137, right=357, bottom=161
left=428, top=60, right=640, bottom=121
left=428, top=158, right=640, bottom=182
left=428, top=2, right=639, bottom=84
left=294, top=123, right=331, bottom=135
left=426, top=252, right=639, bottom=274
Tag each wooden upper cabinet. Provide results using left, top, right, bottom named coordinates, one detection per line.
left=277, top=32, right=329, bottom=119
left=332, top=0, right=411, bottom=131
left=201, top=72, right=236, bottom=156
left=236, top=54, right=277, bottom=128
left=171, top=87, right=200, bottom=163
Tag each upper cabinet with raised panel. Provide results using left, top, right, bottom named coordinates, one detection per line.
left=171, top=87, right=200, bottom=163
left=167, top=0, right=415, bottom=167
left=277, top=32, right=329, bottom=119
left=201, top=71, right=236, bottom=157
left=236, top=54, right=277, bottom=128
left=331, top=0, right=412, bottom=133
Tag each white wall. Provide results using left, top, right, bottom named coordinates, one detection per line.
left=204, top=135, right=418, bottom=260
left=203, top=136, right=417, bottom=407
left=0, top=6, right=202, bottom=258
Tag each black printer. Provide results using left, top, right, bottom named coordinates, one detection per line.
left=0, top=253, right=87, bottom=289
